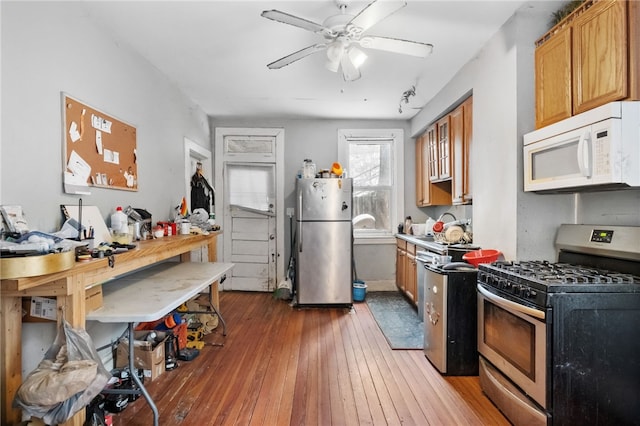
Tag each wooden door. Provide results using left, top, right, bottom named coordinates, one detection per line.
left=215, top=127, right=284, bottom=293
left=573, top=0, right=628, bottom=114
left=225, top=163, right=277, bottom=292
left=535, top=26, right=573, bottom=128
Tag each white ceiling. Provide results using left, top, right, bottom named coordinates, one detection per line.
left=81, top=0, right=530, bottom=120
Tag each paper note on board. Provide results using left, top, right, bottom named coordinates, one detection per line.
left=69, top=122, right=81, bottom=142
left=96, top=130, right=103, bottom=154
left=67, top=150, right=91, bottom=183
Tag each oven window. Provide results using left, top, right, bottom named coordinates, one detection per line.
left=484, top=301, right=536, bottom=380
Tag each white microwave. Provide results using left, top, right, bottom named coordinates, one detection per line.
left=523, top=101, right=640, bottom=192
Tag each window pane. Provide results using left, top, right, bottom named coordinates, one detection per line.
left=352, top=188, right=391, bottom=231
left=349, top=143, right=392, bottom=186
left=227, top=163, right=274, bottom=211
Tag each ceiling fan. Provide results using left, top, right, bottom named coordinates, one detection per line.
left=261, top=0, right=434, bottom=82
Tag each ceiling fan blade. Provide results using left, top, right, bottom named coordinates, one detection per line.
left=261, top=10, right=329, bottom=35
left=360, top=36, right=433, bottom=57
left=348, top=0, right=406, bottom=33
left=267, top=44, right=327, bottom=69
left=340, top=51, right=361, bottom=82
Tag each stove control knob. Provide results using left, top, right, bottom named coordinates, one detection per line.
left=529, top=289, right=537, bottom=299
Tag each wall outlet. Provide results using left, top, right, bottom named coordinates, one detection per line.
left=286, top=208, right=294, bottom=217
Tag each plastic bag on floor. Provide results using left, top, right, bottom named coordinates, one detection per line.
left=13, top=319, right=111, bottom=425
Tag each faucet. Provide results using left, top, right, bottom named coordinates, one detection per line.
left=437, top=212, right=457, bottom=222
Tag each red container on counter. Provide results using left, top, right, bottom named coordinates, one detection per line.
left=157, top=221, right=177, bottom=236
left=462, top=249, right=501, bottom=267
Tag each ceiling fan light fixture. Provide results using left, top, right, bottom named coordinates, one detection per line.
left=347, top=45, right=367, bottom=69
left=325, top=40, right=345, bottom=72
left=340, top=50, right=361, bottom=82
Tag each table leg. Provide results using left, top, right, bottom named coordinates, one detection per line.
left=1, top=296, right=22, bottom=425
left=207, top=282, right=226, bottom=336
left=128, top=322, right=159, bottom=426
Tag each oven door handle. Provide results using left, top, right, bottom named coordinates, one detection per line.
left=477, top=284, right=545, bottom=320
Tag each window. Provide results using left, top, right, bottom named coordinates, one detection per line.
left=338, top=129, right=404, bottom=242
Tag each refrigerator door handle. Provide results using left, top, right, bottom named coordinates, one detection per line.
left=298, top=191, right=303, bottom=252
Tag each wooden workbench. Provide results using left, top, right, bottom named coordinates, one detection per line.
left=1, top=232, right=221, bottom=426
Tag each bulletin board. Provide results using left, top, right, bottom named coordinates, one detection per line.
left=62, top=93, right=137, bottom=194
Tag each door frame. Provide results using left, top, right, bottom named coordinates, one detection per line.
left=214, top=127, right=285, bottom=290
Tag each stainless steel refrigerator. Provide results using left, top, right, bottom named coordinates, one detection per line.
left=295, top=178, right=353, bottom=305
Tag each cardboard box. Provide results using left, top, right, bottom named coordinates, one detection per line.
left=22, top=296, right=57, bottom=322
left=116, top=331, right=166, bottom=381
left=85, top=285, right=103, bottom=312
left=136, top=316, right=187, bottom=349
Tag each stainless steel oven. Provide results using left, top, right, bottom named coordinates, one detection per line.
left=477, top=284, right=548, bottom=424
left=477, top=224, right=640, bottom=426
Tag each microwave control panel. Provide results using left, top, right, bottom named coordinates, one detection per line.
left=593, top=128, right=611, bottom=175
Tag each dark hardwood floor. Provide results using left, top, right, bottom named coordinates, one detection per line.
left=114, top=291, right=509, bottom=425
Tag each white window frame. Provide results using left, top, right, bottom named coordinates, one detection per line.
left=338, top=129, right=404, bottom=245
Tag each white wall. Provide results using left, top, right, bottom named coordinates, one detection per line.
left=2, top=2, right=211, bottom=372
left=1, top=2, right=211, bottom=232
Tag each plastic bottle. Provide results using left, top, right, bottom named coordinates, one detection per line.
left=303, top=159, right=316, bottom=178
left=110, top=206, right=128, bottom=234
left=404, top=216, right=413, bottom=235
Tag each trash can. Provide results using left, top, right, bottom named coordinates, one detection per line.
left=353, top=280, right=367, bottom=302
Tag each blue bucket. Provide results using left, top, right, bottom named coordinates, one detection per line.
left=353, top=280, right=367, bottom=302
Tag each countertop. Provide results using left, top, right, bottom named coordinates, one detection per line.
left=396, top=233, right=479, bottom=255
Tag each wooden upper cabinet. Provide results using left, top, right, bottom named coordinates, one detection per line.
left=451, top=97, right=473, bottom=205
left=573, top=0, right=628, bottom=113
left=415, top=128, right=451, bottom=206
left=534, top=0, right=640, bottom=128
left=535, top=26, right=573, bottom=128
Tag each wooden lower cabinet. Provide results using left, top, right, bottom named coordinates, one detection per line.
left=396, top=238, right=417, bottom=305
